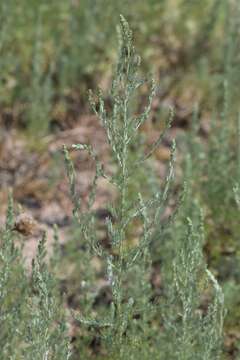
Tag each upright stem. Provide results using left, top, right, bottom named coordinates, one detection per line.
left=114, top=86, right=130, bottom=351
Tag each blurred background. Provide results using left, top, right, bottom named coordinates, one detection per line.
left=1, top=0, right=240, bottom=358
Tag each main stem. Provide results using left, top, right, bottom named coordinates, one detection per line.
left=114, top=90, right=130, bottom=353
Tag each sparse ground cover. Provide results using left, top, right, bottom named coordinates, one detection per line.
left=1, top=1, right=240, bottom=359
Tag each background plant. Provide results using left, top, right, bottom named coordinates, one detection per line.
left=0, top=0, right=228, bottom=134
left=0, top=194, right=70, bottom=359
left=1, top=0, right=240, bottom=358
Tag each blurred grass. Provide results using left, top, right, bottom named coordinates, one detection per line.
left=1, top=0, right=240, bottom=357
left=0, top=0, right=227, bottom=133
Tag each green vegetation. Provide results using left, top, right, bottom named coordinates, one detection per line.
left=1, top=1, right=240, bottom=359
left=0, top=0, right=228, bottom=133
left=0, top=194, right=70, bottom=358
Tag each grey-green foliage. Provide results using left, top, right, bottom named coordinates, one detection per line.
left=0, top=12, right=227, bottom=360
left=182, top=61, right=240, bottom=282
left=163, top=213, right=224, bottom=360
left=0, top=192, right=28, bottom=358
left=23, top=232, right=71, bottom=360
left=64, top=16, right=224, bottom=359
left=181, top=81, right=237, bottom=227
left=180, top=49, right=240, bottom=355
left=0, top=194, right=71, bottom=359
left=63, top=14, right=174, bottom=359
